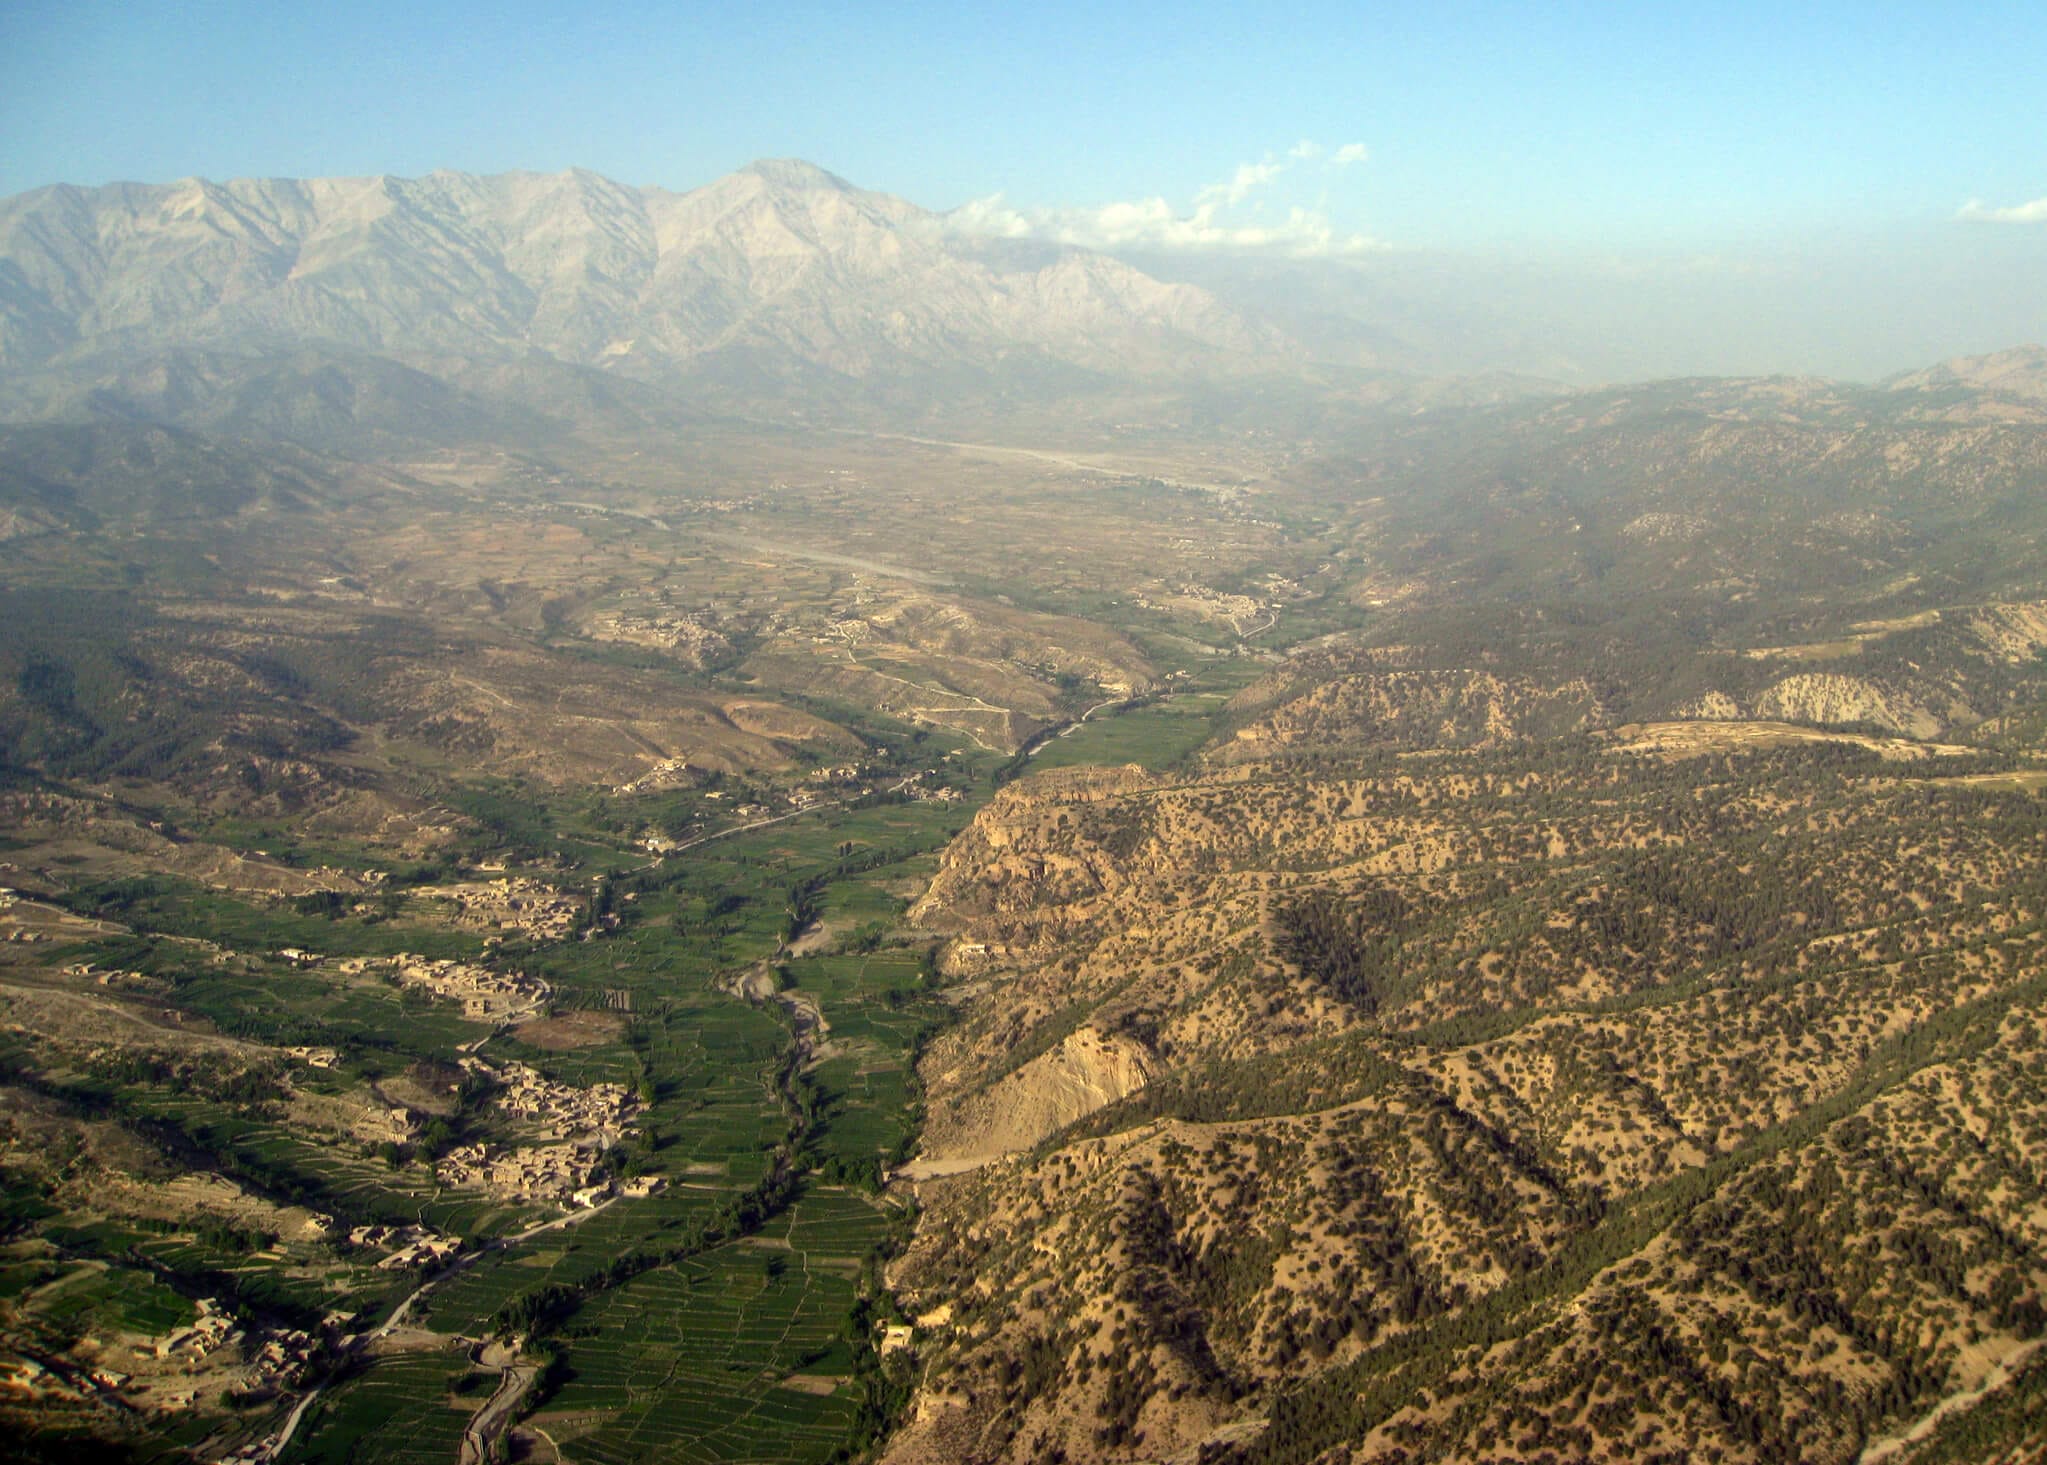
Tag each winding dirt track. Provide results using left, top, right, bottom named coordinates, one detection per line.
left=459, top=1353, right=540, bottom=1465
left=264, top=1199, right=619, bottom=1460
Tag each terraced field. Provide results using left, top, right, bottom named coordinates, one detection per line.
left=265, top=798, right=960, bottom=1464
left=543, top=1191, right=891, bottom=1464
left=291, top=1354, right=474, bottom=1465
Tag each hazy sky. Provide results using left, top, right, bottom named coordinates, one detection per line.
left=5, top=0, right=2043, bottom=250
left=3, top=0, right=2042, bottom=377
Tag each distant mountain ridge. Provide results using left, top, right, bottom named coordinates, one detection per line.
left=0, top=161, right=1279, bottom=394
left=4, top=160, right=2044, bottom=450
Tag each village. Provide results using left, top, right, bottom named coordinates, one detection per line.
left=618, top=755, right=697, bottom=795
left=0, top=1291, right=332, bottom=1426
left=311, top=953, right=553, bottom=1023
left=632, top=763, right=963, bottom=853
left=407, top=874, right=586, bottom=942
left=580, top=606, right=733, bottom=665
left=344, top=1222, right=462, bottom=1270
left=433, top=1056, right=640, bottom=1205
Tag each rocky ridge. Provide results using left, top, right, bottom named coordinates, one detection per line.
left=0, top=161, right=1277, bottom=395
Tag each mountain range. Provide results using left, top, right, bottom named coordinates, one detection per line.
left=0, top=160, right=1298, bottom=432
left=6, top=158, right=2047, bottom=458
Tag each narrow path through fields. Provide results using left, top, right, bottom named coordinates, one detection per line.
left=264, top=1199, right=620, bottom=1460
left=459, top=1348, right=539, bottom=1465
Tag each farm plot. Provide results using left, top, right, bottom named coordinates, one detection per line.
left=137, top=1095, right=456, bottom=1228
left=791, top=950, right=924, bottom=1007
left=22, top=1260, right=197, bottom=1337
left=287, top=1351, right=476, bottom=1465
left=535, top=1193, right=889, bottom=1464
left=1025, top=688, right=1229, bottom=772
left=284, top=782, right=965, bottom=1463
left=422, top=1187, right=743, bottom=1335
left=51, top=931, right=490, bottom=1058
left=803, top=1052, right=915, bottom=1183
left=786, top=948, right=937, bottom=1182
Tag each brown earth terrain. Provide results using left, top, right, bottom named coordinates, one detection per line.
left=6, top=351, right=2047, bottom=1463
left=883, top=677, right=2047, bottom=1464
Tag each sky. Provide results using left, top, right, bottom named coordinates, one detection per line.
left=2, top=0, right=2043, bottom=376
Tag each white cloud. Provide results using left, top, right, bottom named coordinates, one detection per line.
left=941, top=143, right=1379, bottom=258
left=943, top=194, right=1037, bottom=240
left=1197, top=159, right=1287, bottom=210
left=1958, top=195, right=2047, bottom=223
left=940, top=192, right=1380, bottom=258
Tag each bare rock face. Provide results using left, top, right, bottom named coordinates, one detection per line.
left=887, top=700, right=2047, bottom=1465
left=1751, top=672, right=1943, bottom=738
left=919, top=1027, right=1154, bottom=1164
left=1222, top=665, right=1612, bottom=753
left=1674, top=690, right=1744, bottom=719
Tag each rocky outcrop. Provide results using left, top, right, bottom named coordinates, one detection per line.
left=909, top=764, right=1161, bottom=934
left=917, top=1027, right=1153, bottom=1163
left=1752, top=672, right=1943, bottom=738
left=1968, top=600, right=2047, bottom=663
left=1223, top=664, right=1611, bottom=753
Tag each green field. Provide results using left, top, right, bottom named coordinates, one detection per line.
left=291, top=1352, right=477, bottom=1465
left=531, top=1189, right=892, bottom=1464
left=4, top=684, right=1210, bottom=1465
left=274, top=794, right=954, bottom=1463
left=1025, top=690, right=1232, bottom=772
left=25, top=1262, right=197, bottom=1337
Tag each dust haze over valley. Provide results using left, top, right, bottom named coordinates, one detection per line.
left=5, top=13, right=2047, bottom=1464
